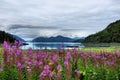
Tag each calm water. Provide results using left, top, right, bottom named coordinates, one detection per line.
left=21, top=42, right=84, bottom=49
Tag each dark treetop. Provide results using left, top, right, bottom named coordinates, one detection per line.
left=84, top=20, right=120, bottom=43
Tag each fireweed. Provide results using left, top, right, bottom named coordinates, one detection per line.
left=0, top=41, right=120, bottom=80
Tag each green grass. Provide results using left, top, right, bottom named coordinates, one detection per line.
left=1, top=46, right=120, bottom=52
left=79, top=46, right=120, bottom=52
left=0, top=48, right=3, bottom=55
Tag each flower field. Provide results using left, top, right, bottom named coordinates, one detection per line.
left=0, top=41, right=120, bottom=80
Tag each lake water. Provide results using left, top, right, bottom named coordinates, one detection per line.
left=21, top=42, right=84, bottom=49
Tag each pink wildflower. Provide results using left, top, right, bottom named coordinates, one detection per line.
left=17, top=62, right=22, bottom=68
left=64, top=60, right=68, bottom=66
left=0, top=68, right=3, bottom=73
left=53, top=54, right=57, bottom=62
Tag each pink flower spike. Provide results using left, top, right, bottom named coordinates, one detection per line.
left=17, top=62, right=22, bottom=68
left=3, top=41, right=10, bottom=49
left=38, top=61, right=43, bottom=66
left=75, top=70, right=81, bottom=74
left=57, top=64, right=62, bottom=70
left=53, top=54, right=57, bottom=62
left=14, top=40, right=19, bottom=46
left=18, top=41, right=23, bottom=47
left=0, top=68, right=3, bottom=73
left=27, top=62, right=32, bottom=66
left=16, top=49, right=22, bottom=56
left=66, top=52, right=71, bottom=59
left=44, top=65, right=49, bottom=70
left=40, top=70, right=46, bottom=77
left=64, top=60, right=68, bottom=66
left=49, top=71, right=53, bottom=77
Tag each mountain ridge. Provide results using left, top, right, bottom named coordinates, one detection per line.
left=32, top=35, right=76, bottom=42
left=12, top=35, right=26, bottom=42
left=84, top=20, right=120, bottom=43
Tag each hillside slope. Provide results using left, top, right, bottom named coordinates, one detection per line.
left=84, top=20, right=120, bottom=43
left=0, top=31, right=16, bottom=43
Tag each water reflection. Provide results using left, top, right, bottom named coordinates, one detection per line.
left=21, top=42, right=84, bottom=49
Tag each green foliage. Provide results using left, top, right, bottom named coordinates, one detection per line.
left=0, top=31, right=16, bottom=43
left=22, top=68, right=27, bottom=80
left=77, top=59, right=120, bottom=80
left=31, top=69, right=40, bottom=80
left=0, top=65, right=18, bottom=80
left=80, top=66, right=120, bottom=80
left=85, top=20, right=120, bottom=43
left=81, top=46, right=120, bottom=52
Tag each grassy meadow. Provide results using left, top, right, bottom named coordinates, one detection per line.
left=81, top=46, right=120, bottom=52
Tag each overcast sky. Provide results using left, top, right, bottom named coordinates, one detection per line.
left=0, top=0, right=120, bottom=40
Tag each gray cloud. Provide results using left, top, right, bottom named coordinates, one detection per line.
left=7, top=24, right=58, bottom=30
left=0, top=0, right=120, bottom=40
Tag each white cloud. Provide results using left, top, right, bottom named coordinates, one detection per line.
left=0, top=0, right=120, bottom=40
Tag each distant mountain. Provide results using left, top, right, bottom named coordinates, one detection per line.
left=12, top=35, right=26, bottom=42
left=84, top=20, right=120, bottom=43
left=32, top=35, right=75, bottom=42
left=0, top=31, right=16, bottom=43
